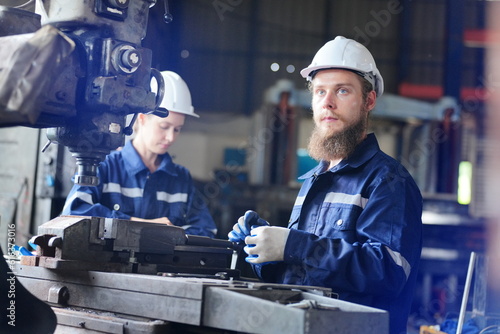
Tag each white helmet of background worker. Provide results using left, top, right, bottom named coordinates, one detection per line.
left=300, top=36, right=384, bottom=97
left=151, top=70, right=200, bottom=118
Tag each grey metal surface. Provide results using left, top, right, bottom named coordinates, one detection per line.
left=16, top=265, right=388, bottom=334
left=16, top=266, right=205, bottom=326
left=203, top=287, right=388, bottom=334
left=53, top=308, right=170, bottom=334
left=0, top=5, right=40, bottom=36
left=40, top=0, right=154, bottom=45
left=203, top=286, right=305, bottom=333
left=15, top=265, right=205, bottom=299
left=16, top=217, right=388, bottom=333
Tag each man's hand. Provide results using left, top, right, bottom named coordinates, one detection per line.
left=130, top=216, right=173, bottom=225
left=228, top=210, right=269, bottom=243
left=244, top=226, right=290, bottom=264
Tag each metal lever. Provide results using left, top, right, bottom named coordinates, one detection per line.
left=41, top=139, right=52, bottom=153
left=123, top=113, right=138, bottom=136
left=146, top=68, right=168, bottom=118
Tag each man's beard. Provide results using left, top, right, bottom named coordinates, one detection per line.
left=307, top=113, right=368, bottom=162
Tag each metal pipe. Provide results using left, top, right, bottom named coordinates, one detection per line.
left=457, top=252, right=477, bottom=334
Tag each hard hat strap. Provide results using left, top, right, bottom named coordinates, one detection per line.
left=353, top=71, right=375, bottom=91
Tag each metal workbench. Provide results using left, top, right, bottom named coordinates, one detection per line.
left=15, top=265, right=388, bottom=334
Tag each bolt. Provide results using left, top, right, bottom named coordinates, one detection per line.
left=121, top=49, right=141, bottom=69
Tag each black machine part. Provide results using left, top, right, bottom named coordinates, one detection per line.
left=0, top=1, right=166, bottom=186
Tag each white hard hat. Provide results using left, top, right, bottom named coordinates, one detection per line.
left=300, top=36, right=384, bottom=97
left=151, top=71, right=199, bottom=118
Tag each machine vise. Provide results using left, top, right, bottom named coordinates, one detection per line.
left=23, top=216, right=239, bottom=277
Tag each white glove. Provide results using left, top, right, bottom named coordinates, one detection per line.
left=244, top=226, right=290, bottom=264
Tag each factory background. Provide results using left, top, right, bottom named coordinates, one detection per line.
left=0, top=0, right=498, bottom=332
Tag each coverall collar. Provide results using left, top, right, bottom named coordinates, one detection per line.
left=298, top=133, right=380, bottom=180
left=121, top=140, right=178, bottom=177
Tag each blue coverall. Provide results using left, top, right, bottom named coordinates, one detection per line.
left=62, top=140, right=217, bottom=237
left=255, top=133, right=423, bottom=334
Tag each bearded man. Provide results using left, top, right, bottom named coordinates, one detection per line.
left=229, top=36, right=423, bottom=334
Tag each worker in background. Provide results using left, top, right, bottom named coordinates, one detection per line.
left=63, top=71, right=217, bottom=238
left=229, top=36, right=423, bottom=334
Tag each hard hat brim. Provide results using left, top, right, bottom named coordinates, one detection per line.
left=301, top=65, right=367, bottom=80
left=300, top=65, right=384, bottom=97
left=168, top=108, right=200, bottom=118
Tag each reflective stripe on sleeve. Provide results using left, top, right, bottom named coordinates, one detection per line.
left=384, top=245, right=411, bottom=279
left=62, top=191, right=94, bottom=213
left=294, top=195, right=305, bottom=207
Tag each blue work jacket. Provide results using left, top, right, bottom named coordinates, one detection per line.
left=255, top=133, right=423, bottom=334
left=62, top=141, right=217, bottom=238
